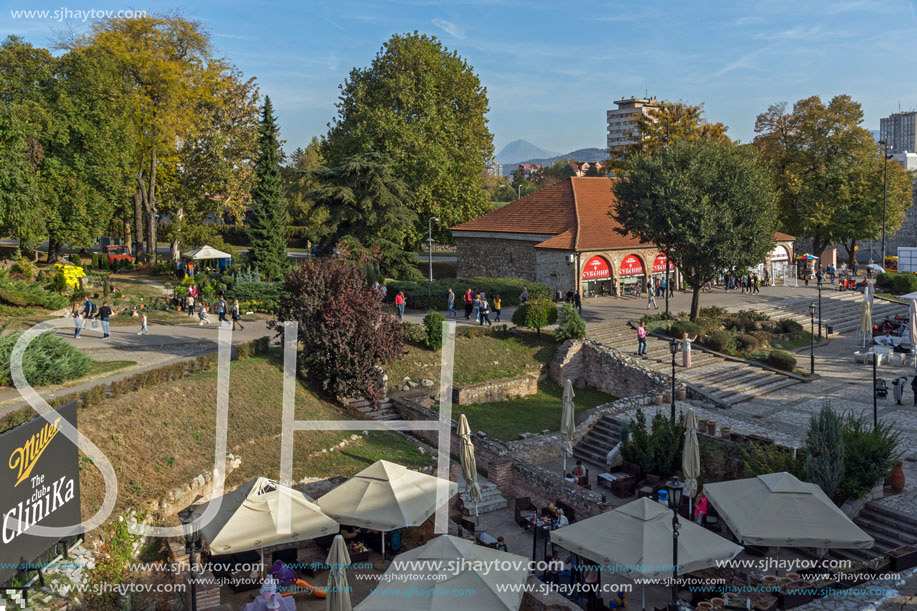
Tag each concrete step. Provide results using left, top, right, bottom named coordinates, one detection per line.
left=855, top=516, right=917, bottom=546
left=462, top=497, right=507, bottom=515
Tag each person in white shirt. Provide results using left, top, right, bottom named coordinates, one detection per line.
left=554, top=508, right=569, bottom=528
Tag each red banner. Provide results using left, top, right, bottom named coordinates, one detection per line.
left=620, top=255, right=644, bottom=276
left=582, top=256, right=611, bottom=280
left=652, top=253, right=673, bottom=273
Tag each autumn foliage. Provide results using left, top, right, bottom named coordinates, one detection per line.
left=273, top=257, right=404, bottom=405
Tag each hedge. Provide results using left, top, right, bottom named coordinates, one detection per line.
left=705, top=330, right=736, bottom=353
left=893, top=273, right=917, bottom=294
left=225, top=281, right=282, bottom=312
left=383, top=277, right=552, bottom=310
left=768, top=349, right=797, bottom=372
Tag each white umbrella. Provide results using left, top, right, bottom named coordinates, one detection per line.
left=703, top=472, right=873, bottom=548
left=326, top=534, right=352, bottom=611
left=355, top=535, right=529, bottom=610
left=458, top=414, right=482, bottom=524
left=561, top=379, right=576, bottom=475
left=182, top=244, right=233, bottom=260
left=682, top=408, right=700, bottom=514
left=866, top=263, right=885, bottom=274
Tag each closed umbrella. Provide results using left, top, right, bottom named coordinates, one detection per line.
left=908, top=300, right=917, bottom=357
left=326, top=534, right=352, bottom=611
left=458, top=414, right=482, bottom=524
left=859, top=288, right=872, bottom=348
left=682, top=408, right=700, bottom=515
left=561, top=379, right=576, bottom=475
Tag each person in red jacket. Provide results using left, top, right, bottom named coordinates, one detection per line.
left=463, top=288, right=473, bottom=320
left=395, top=291, right=405, bottom=320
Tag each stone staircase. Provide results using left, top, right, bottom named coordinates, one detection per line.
left=795, top=501, right=917, bottom=565
left=572, top=413, right=625, bottom=469
left=346, top=397, right=399, bottom=421
left=742, top=291, right=908, bottom=336
left=588, top=323, right=801, bottom=408
left=461, top=479, right=508, bottom=516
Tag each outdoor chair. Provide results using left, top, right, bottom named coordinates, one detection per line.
left=875, top=379, right=889, bottom=398
left=514, top=497, right=533, bottom=527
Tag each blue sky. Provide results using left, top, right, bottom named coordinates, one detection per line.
left=5, top=0, right=917, bottom=155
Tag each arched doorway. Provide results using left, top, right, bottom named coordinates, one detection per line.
left=581, top=255, right=612, bottom=297
left=618, top=254, right=645, bottom=296
left=770, top=245, right=789, bottom=286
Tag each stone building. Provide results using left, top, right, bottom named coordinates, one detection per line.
left=451, top=176, right=795, bottom=298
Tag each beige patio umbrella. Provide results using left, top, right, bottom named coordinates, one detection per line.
left=682, top=408, right=700, bottom=515
left=190, top=477, right=339, bottom=555
left=908, top=299, right=917, bottom=358
left=354, top=535, right=529, bottom=610
left=551, top=497, right=742, bottom=610
left=561, top=379, right=576, bottom=475
left=182, top=244, right=233, bottom=260
left=326, top=534, right=352, bottom=611
left=316, top=460, right=457, bottom=553
left=859, top=287, right=872, bottom=348
left=703, top=472, right=873, bottom=548
left=459, top=415, right=482, bottom=523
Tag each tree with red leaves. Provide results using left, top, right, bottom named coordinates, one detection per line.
left=272, top=256, right=403, bottom=404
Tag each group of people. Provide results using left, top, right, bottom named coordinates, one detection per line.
left=636, top=321, right=696, bottom=367
left=722, top=271, right=762, bottom=294
left=185, top=288, right=246, bottom=330
left=71, top=297, right=116, bottom=339
left=452, top=287, right=502, bottom=326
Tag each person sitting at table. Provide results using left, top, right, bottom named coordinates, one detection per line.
left=881, top=331, right=894, bottom=346
left=553, top=508, right=569, bottom=529
left=495, top=536, right=507, bottom=552
left=566, top=460, right=586, bottom=480
left=540, top=502, right=557, bottom=518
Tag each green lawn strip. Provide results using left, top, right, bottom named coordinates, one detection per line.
left=87, top=359, right=137, bottom=377
left=386, top=332, right=555, bottom=387
left=876, top=292, right=906, bottom=304
left=440, top=379, right=615, bottom=442
left=771, top=330, right=814, bottom=351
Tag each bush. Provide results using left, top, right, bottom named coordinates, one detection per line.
left=699, top=305, right=727, bottom=319
left=742, top=443, right=804, bottom=478
left=876, top=272, right=896, bottom=290
left=837, top=415, right=900, bottom=501
left=49, top=269, right=68, bottom=293
left=0, top=270, right=69, bottom=310
left=705, top=330, right=736, bottom=353
left=779, top=319, right=803, bottom=335
left=735, top=334, right=759, bottom=352
left=91, top=253, right=100, bottom=269
left=384, top=277, right=552, bottom=310
left=423, top=312, right=446, bottom=350
left=621, top=409, right=685, bottom=478
left=0, top=331, right=92, bottom=386
left=402, top=322, right=427, bottom=347
left=668, top=320, right=702, bottom=339
left=750, top=330, right=771, bottom=347
left=9, top=255, right=34, bottom=278
left=768, top=349, right=797, bottom=371
left=511, top=298, right=558, bottom=333
left=69, top=254, right=81, bottom=266
left=225, top=281, right=282, bottom=313
left=892, top=273, right=917, bottom=294
left=804, top=402, right=845, bottom=501
left=555, top=303, right=586, bottom=342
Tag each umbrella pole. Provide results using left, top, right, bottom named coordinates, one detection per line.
left=563, top=454, right=567, bottom=477
left=642, top=583, right=646, bottom=611
left=381, top=531, right=385, bottom=559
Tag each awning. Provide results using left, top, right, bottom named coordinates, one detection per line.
left=182, top=244, right=233, bottom=260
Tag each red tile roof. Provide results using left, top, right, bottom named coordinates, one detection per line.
left=774, top=232, right=795, bottom=241
left=453, top=177, right=794, bottom=251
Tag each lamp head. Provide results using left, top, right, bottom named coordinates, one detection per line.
left=669, top=339, right=679, bottom=355
left=666, top=475, right=685, bottom=509
left=809, top=303, right=816, bottom=316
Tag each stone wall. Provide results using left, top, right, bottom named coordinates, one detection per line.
left=454, top=375, right=538, bottom=405
left=455, top=235, right=539, bottom=280
left=520, top=576, right=582, bottom=610
left=535, top=249, right=576, bottom=297
left=550, top=339, right=668, bottom=398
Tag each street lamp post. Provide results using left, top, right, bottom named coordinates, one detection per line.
left=665, top=253, right=670, bottom=316
left=873, top=349, right=878, bottom=429
left=666, top=475, right=685, bottom=610
left=669, top=339, right=679, bottom=421
left=809, top=302, right=816, bottom=375
left=178, top=508, right=198, bottom=611
left=880, top=140, right=890, bottom=265
left=817, top=280, right=822, bottom=339
left=427, top=216, right=439, bottom=309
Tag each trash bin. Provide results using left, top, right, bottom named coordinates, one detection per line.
left=826, top=325, right=833, bottom=335
left=657, top=488, right=669, bottom=507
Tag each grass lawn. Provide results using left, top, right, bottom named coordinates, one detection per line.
left=771, top=330, right=814, bottom=351
left=444, top=380, right=616, bottom=441
left=876, top=292, right=906, bottom=303
left=86, top=359, right=137, bottom=377
left=385, top=332, right=555, bottom=390
left=77, top=353, right=432, bottom=523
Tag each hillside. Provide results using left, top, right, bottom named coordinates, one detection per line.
left=495, top=139, right=559, bottom=165
left=501, top=147, right=607, bottom=175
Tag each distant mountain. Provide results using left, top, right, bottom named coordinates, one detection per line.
left=495, top=140, right=560, bottom=165
left=500, top=147, right=607, bottom=176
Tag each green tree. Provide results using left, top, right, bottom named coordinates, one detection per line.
left=246, top=97, right=288, bottom=280
left=555, top=302, right=586, bottom=342
left=804, top=402, right=845, bottom=501
left=613, top=140, right=777, bottom=320
left=283, top=137, right=332, bottom=246
left=324, top=32, right=493, bottom=245
left=311, top=153, right=417, bottom=278
left=754, top=95, right=911, bottom=257
left=609, top=100, right=729, bottom=170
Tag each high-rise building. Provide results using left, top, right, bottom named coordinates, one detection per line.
left=606, top=96, right=659, bottom=155
left=485, top=162, right=503, bottom=177
left=879, top=111, right=917, bottom=154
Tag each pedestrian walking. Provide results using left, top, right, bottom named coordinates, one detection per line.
left=636, top=321, right=647, bottom=356
left=231, top=299, right=245, bottom=331
left=217, top=296, right=228, bottom=325
left=447, top=288, right=456, bottom=319
left=395, top=291, right=405, bottom=320
left=137, top=311, right=149, bottom=335
left=573, top=291, right=582, bottom=313
left=520, top=286, right=528, bottom=304
left=380, top=283, right=388, bottom=300
left=186, top=294, right=195, bottom=316
left=473, top=291, right=481, bottom=323
left=752, top=274, right=760, bottom=294
left=98, top=301, right=113, bottom=339
left=646, top=281, right=658, bottom=310
left=893, top=377, right=905, bottom=405
left=464, top=288, right=473, bottom=319
left=73, top=310, right=83, bottom=338
left=911, top=375, right=917, bottom=406
left=479, top=298, right=492, bottom=326
left=493, top=294, right=502, bottom=322
left=198, top=303, right=210, bottom=325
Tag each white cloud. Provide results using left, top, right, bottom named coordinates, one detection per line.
left=432, top=18, right=466, bottom=39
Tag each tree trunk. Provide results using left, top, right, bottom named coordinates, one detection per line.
left=123, top=220, right=132, bottom=255
left=144, top=149, right=157, bottom=263
left=843, top=240, right=857, bottom=268
left=689, top=285, right=701, bottom=321
left=47, top=239, right=61, bottom=263
left=170, top=207, right=183, bottom=263
left=133, top=187, right=145, bottom=260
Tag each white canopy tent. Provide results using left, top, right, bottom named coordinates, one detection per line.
left=182, top=244, right=233, bottom=260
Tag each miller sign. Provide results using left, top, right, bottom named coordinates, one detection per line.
left=0, top=402, right=80, bottom=584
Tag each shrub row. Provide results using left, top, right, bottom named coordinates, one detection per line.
left=876, top=272, right=917, bottom=294
left=383, top=277, right=552, bottom=310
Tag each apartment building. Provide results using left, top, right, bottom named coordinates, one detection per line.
left=606, top=96, right=659, bottom=155
left=879, top=111, right=917, bottom=154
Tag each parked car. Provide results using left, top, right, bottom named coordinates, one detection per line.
left=103, top=244, right=133, bottom=265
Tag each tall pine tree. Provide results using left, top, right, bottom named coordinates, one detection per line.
left=246, top=96, right=287, bottom=280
